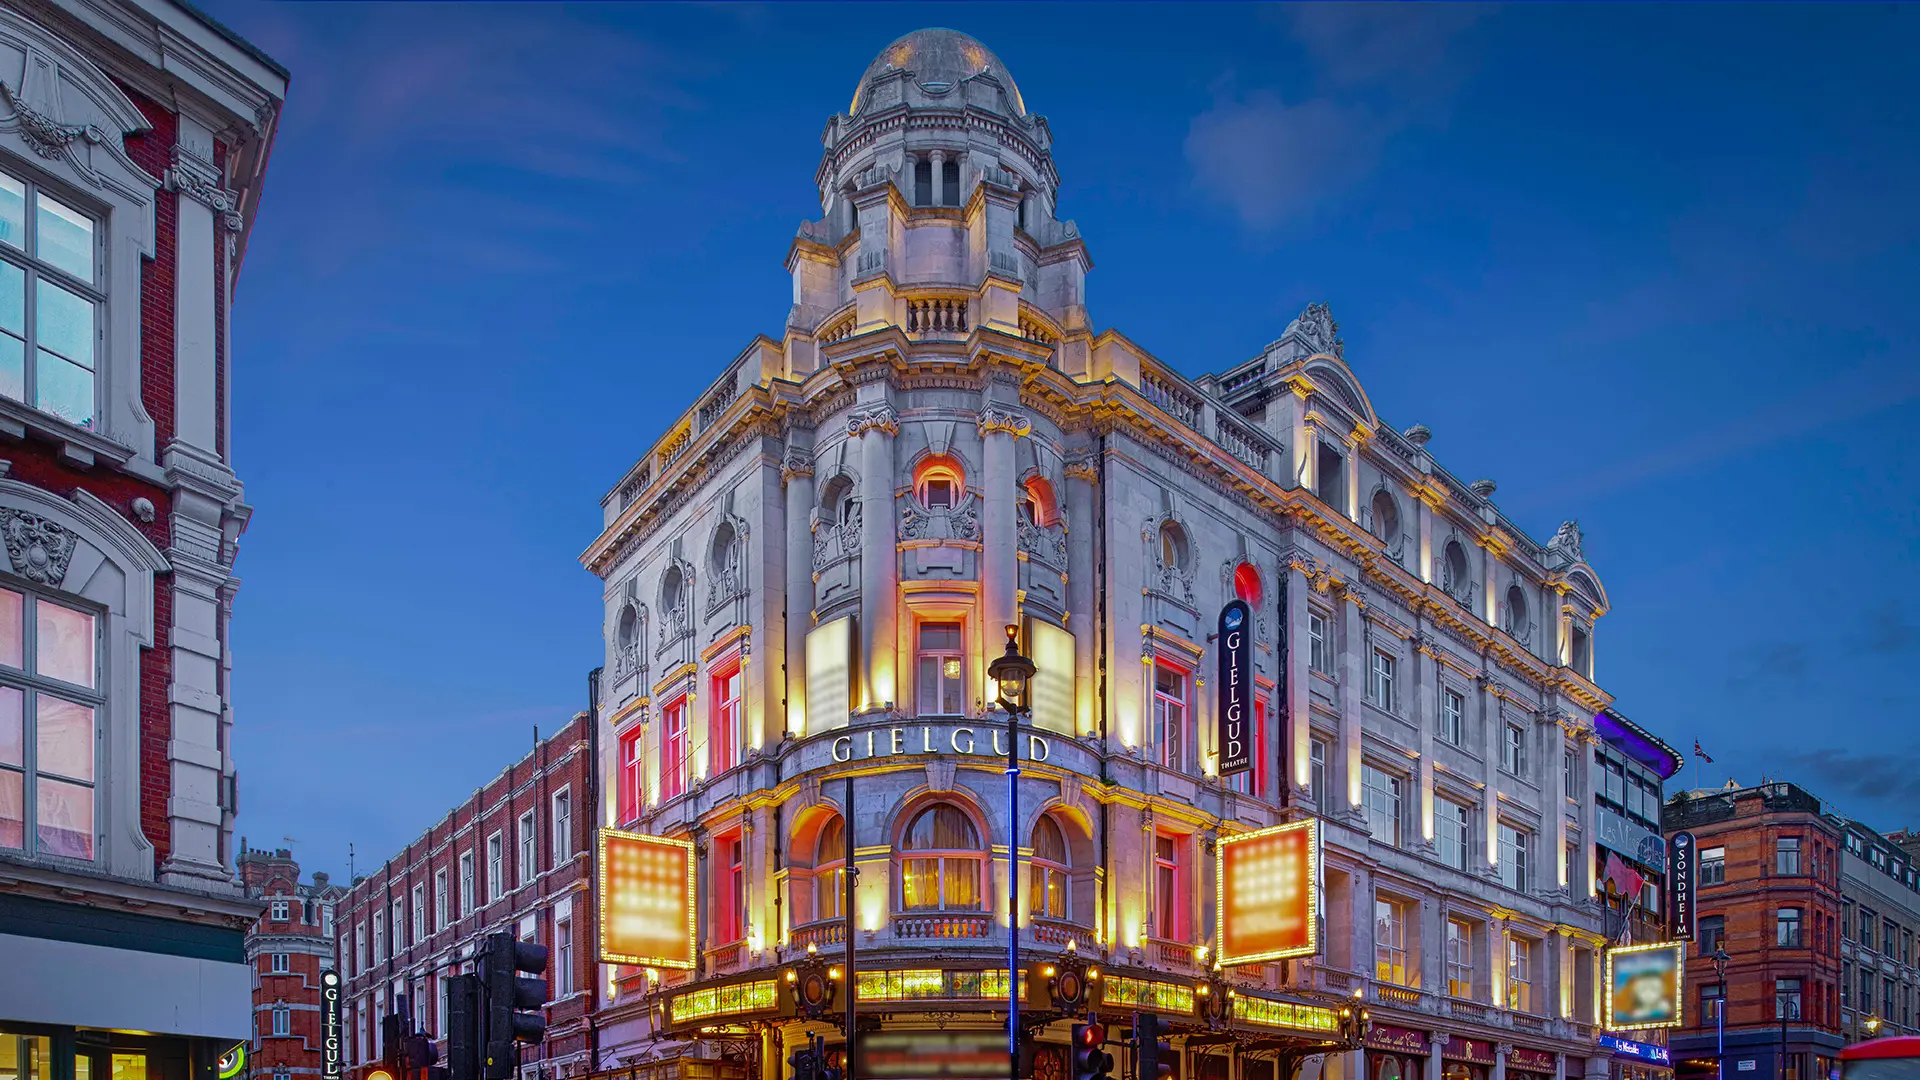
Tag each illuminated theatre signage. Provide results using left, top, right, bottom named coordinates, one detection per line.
left=1605, top=941, right=1686, bottom=1031
left=829, top=724, right=1052, bottom=763
left=1216, top=600, right=1254, bottom=777
left=599, top=829, right=697, bottom=969
left=1217, top=818, right=1320, bottom=965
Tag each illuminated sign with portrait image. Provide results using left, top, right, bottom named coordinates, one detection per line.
left=598, top=828, right=696, bottom=969
left=1216, top=818, right=1319, bottom=965
left=1605, top=941, right=1685, bottom=1030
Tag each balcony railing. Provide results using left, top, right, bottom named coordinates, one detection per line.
left=1150, top=938, right=1196, bottom=970
left=1141, top=370, right=1201, bottom=427
left=895, top=912, right=991, bottom=940
left=1510, top=1013, right=1547, bottom=1033
left=709, top=940, right=746, bottom=973
left=1214, top=411, right=1271, bottom=473
left=1448, top=998, right=1489, bottom=1021
left=1030, top=917, right=1097, bottom=952
left=906, top=297, right=970, bottom=337
left=1376, top=984, right=1425, bottom=1010
left=790, top=920, right=845, bottom=951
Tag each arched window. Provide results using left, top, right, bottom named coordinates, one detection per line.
left=1029, top=815, right=1069, bottom=920
left=1505, top=585, right=1528, bottom=634
left=661, top=565, right=684, bottom=613
left=616, top=604, right=637, bottom=650
left=1020, top=477, right=1057, bottom=527
left=1443, top=542, right=1469, bottom=595
left=1370, top=489, right=1400, bottom=546
left=710, top=521, right=737, bottom=574
left=815, top=816, right=846, bottom=922
left=900, top=803, right=983, bottom=911
left=1159, top=521, right=1189, bottom=571
left=1233, top=562, right=1262, bottom=606
left=820, top=475, right=856, bottom=526
left=914, top=455, right=964, bottom=511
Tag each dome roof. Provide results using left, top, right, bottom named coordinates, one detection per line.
left=850, top=28, right=1025, bottom=117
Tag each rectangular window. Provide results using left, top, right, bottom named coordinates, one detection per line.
left=1151, top=660, right=1190, bottom=773
left=1437, top=800, right=1470, bottom=870
left=459, top=852, right=475, bottom=915
left=372, top=910, right=385, bottom=962
left=1316, top=442, right=1345, bottom=508
left=715, top=832, right=746, bottom=944
left=1362, top=765, right=1402, bottom=847
left=355, top=923, right=366, bottom=972
left=553, top=789, right=573, bottom=863
left=434, top=870, right=448, bottom=930
left=0, top=170, right=102, bottom=428
left=1862, top=909, right=1877, bottom=951
left=411, top=885, right=425, bottom=942
left=391, top=899, right=404, bottom=952
left=1310, top=739, right=1328, bottom=800
left=1441, top=689, right=1466, bottom=746
left=556, top=916, right=574, bottom=996
left=1154, top=834, right=1182, bottom=941
left=271, top=952, right=290, bottom=974
left=1886, top=920, right=1899, bottom=957
left=0, top=588, right=102, bottom=860
left=1563, top=750, right=1575, bottom=796
left=270, top=899, right=289, bottom=922
left=617, top=723, right=644, bottom=824
left=1308, top=612, right=1331, bottom=675
left=1700, top=915, right=1725, bottom=956
left=518, top=810, right=536, bottom=886
left=1778, top=836, right=1802, bottom=875
left=1702, top=982, right=1726, bottom=1022
left=1503, top=724, right=1526, bottom=775
left=486, top=831, right=504, bottom=902
left=1499, top=824, right=1530, bottom=892
left=1779, top=977, right=1804, bottom=1020
left=272, top=1007, right=290, bottom=1037
left=1860, top=969, right=1873, bottom=1013
left=1508, top=936, right=1534, bottom=1013
left=710, top=661, right=744, bottom=771
left=1374, top=897, right=1409, bottom=986
left=1701, top=846, right=1726, bottom=885
left=1446, top=918, right=1474, bottom=998
left=915, top=622, right=966, bottom=716
left=1367, top=649, right=1396, bottom=711
left=1779, top=907, right=1803, bottom=947
left=660, top=697, right=688, bottom=801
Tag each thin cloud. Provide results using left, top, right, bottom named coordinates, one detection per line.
left=1860, top=602, right=1918, bottom=654
left=1185, top=95, right=1385, bottom=230
left=1788, top=747, right=1920, bottom=807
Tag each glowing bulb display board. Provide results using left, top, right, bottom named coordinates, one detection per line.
left=1216, top=818, right=1319, bottom=964
left=598, top=828, right=696, bottom=969
left=1605, top=941, right=1685, bottom=1030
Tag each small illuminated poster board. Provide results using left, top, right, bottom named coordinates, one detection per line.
left=1605, top=941, right=1685, bottom=1030
left=1216, top=818, right=1319, bottom=965
left=598, top=828, right=697, bottom=969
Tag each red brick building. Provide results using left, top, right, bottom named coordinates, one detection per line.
left=337, top=712, right=597, bottom=1080
left=0, top=0, right=285, bottom=1074
left=240, top=847, right=348, bottom=1080
left=1664, top=782, right=1846, bottom=1080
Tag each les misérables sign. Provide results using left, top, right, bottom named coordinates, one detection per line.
left=1217, top=600, right=1253, bottom=777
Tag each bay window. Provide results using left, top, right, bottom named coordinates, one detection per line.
left=0, top=169, right=99, bottom=429
left=899, top=803, right=983, bottom=912
left=0, top=584, right=99, bottom=859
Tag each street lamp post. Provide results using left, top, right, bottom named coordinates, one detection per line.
left=1714, top=947, right=1731, bottom=1080
left=1777, top=991, right=1799, bottom=1080
left=988, top=625, right=1036, bottom=1080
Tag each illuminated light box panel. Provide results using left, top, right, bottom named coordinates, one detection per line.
left=599, top=829, right=697, bottom=969
left=1216, top=818, right=1320, bottom=965
left=1604, top=940, right=1686, bottom=1031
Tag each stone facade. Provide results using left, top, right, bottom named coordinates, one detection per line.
left=240, top=848, right=348, bottom=1080
left=1833, top=818, right=1920, bottom=1041
left=334, top=712, right=596, bottom=1080
left=0, top=0, right=284, bottom=1068
left=581, top=28, right=1672, bottom=1080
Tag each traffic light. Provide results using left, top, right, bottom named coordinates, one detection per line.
left=1135, top=1014, right=1172, bottom=1080
left=404, top=1034, right=439, bottom=1074
left=788, top=1039, right=819, bottom=1080
left=381, top=1015, right=406, bottom=1073
left=446, top=975, right=481, bottom=1080
left=1071, top=1023, right=1113, bottom=1080
left=481, top=932, right=550, bottom=1080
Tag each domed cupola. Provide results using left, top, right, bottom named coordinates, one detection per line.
left=848, top=28, right=1026, bottom=118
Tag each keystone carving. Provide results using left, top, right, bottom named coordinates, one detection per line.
left=845, top=404, right=898, bottom=438
left=977, top=407, right=1031, bottom=437
left=0, top=509, right=75, bottom=586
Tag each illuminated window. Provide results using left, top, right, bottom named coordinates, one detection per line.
left=660, top=697, right=688, bottom=801
left=0, top=585, right=100, bottom=859
left=1367, top=649, right=1396, bottom=711
left=1441, top=689, right=1466, bottom=746
left=1702, top=982, right=1725, bottom=1021
left=1233, top=563, right=1262, bottom=606
left=1151, top=660, right=1190, bottom=773
left=1375, top=897, right=1409, bottom=985
left=1154, top=833, right=1183, bottom=941
left=517, top=810, right=536, bottom=887
left=1020, top=477, right=1057, bottom=527
left=1307, top=611, right=1331, bottom=674
left=1778, top=836, right=1802, bottom=875
left=915, top=455, right=963, bottom=510
left=1503, top=724, right=1526, bottom=775
left=916, top=622, right=966, bottom=716
left=1507, top=935, right=1534, bottom=1012
left=1701, top=846, right=1726, bottom=885
left=899, top=803, right=983, bottom=912
left=1499, top=825, right=1530, bottom=892
left=1362, top=766, right=1402, bottom=847
left=1779, top=907, right=1804, bottom=947
left=616, top=724, right=644, bottom=824
left=815, top=815, right=846, bottom=922
left=1029, top=815, right=1069, bottom=921
left=552, top=789, right=572, bottom=863
left=1446, top=918, right=1474, bottom=997
left=1436, top=800, right=1470, bottom=870
left=0, top=169, right=101, bottom=427
left=715, top=832, right=745, bottom=944
left=710, top=662, right=744, bottom=774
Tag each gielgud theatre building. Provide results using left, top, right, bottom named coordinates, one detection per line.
left=580, top=28, right=1682, bottom=1080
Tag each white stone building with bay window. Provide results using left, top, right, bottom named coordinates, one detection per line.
left=582, top=28, right=1667, bottom=1080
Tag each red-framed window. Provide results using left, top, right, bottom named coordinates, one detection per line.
left=710, top=661, right=743, bottom=774
left=660, top=696, right=688, bottom=801
left=715, top=831, right=746, bottom=944
left=1154, top=832, right=1185, bottom=941
left=617, top=724, right=644, bottom=824
left=1151, top=659, right=1190, bottom=773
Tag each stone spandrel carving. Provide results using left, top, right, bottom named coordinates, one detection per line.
left=0, top=508, right=74, bottom=585
left=1017, top=517, right=1067, bottom=567
left=901, top=492, right=980, bottom=543
left=813, top=502, right=862, bottom=571
left=0, top=78, right=85, bottom=159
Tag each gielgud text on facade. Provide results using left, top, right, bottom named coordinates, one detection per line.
left=581, top=29, right=1682, bottom=1080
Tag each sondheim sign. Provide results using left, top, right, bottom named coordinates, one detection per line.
left=831, top=724, right=1052, bottom=763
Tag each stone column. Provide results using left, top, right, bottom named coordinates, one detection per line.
left=1479, top=674, right=1500, bottom=877
left=1345, top=432, right=1363, bottom=521
left=1494, top=1044, right=1512, bottom=1080
left=1339, top=588, right=1365, bottom=813
left=1415, top=633, right=1438, bottom=848
left=166, top=117, right=222, bottom=458
left=852, top=402, right=899, bottom=712
left=1065, top=455, right=1098, bottom=737
left=979, top=399, right=1027, bottom=677
left=1428, top=1035, right=1449, bottom=1080
left=1286, top=560, right=1312, bottom=800
left=930, top=150, right=946, bottom=206
left=782, top=445, right=816, bottom=736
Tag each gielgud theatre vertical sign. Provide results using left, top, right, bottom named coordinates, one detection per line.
left=321, top=969, right=343, bottom=1080
left=1216, top=600, right=1254, bottom=777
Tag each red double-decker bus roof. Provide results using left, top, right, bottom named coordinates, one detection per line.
left=1842, top=1037, right=1920, bottom=1061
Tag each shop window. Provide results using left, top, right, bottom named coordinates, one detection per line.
left=1029, top=815, right=1070, bottom=921
left=899, top=803, right=984, bottom=912
left=0, top=585, right=100, bottom=859
left=916, top=622, right=966, bottom=716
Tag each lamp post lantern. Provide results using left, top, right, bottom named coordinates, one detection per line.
left=1714, top=947, right=1731, bottom=1080
left=987, top=624, right=1035, bottom=1080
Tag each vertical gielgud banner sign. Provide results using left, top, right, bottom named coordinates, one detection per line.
left=321, top=969, right=343, bottom=1080
left=1218, top=599, right=1253, bottom=777
left=1668, top=831, right=1696, bottom=941
left=1275, top=576, right=1289, bottom=805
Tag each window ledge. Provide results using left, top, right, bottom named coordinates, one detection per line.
left=0, top=398, right=143, bottom=476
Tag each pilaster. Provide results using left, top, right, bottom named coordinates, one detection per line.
left=1339, top=587, right=1364, bottom=813
left=851, top=401, right=898, bottom=713
left=781, top=443, right=815, bottom=737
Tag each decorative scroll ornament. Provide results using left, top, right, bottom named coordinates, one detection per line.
left=977, top=407, right=1031, bottom=437
left=1062, top=456, right=1098, bottom=484
left=1549, top=519, right=1585, bottom=563
left=0, top=80, right=87, bottom=160
left=780, top=448, right=815, bottom=481
left=845, top=404, right=898, bottom=438
left=0, top=509, right=75, bottom=586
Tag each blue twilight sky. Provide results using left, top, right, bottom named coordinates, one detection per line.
left=196, top=2, right=1920, bottom=883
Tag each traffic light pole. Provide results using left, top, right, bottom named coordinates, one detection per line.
left=844, top=775, right=857, bottom=1080
left=1006, top=706, right=1020, bottom=1080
